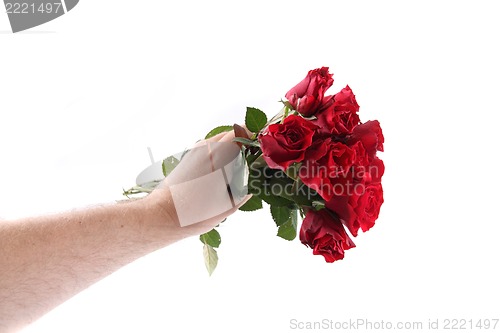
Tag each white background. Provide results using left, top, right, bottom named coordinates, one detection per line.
left=1, top=1, right=499, bottom=332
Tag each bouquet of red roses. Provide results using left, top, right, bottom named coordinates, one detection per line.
left=125, top=67, right=384, bottom=275
left=230, top=67, right=384, bottom=263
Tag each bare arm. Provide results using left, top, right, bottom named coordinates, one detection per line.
left=0, top=195, right=169, bottom=332
left=0, top=131, right=248, bottom=332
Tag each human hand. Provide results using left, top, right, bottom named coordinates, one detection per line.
left=145, top=129, right=251, bottom=239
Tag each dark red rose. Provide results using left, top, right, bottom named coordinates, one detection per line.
left=299, top=141, right=358, bottom=201
left=300, top=209, right=356, bottom=263
left=285, top=67, right=334, bottom=117
left=326, top=181, right=384, bottom=237
left=315, top=85, right=361, bottom=135
left=304, top=136, right=329, bottom=161
left=259, top=115, right=318, bottom=171
left=347, top=120, right=384, bottom=160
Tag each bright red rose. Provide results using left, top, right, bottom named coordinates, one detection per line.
left=347, top=120, right=384, bottom=160
left=299, top=141, right=358, bottom=201
left=285, top=67, right=334, bottom=117
left=315, top=85, right=361, bottom=135
left=326, top=181, right=384, bottom=237
left=259, top=115, right=317, bottom=171
left=300, top=209, right=356, bottom=263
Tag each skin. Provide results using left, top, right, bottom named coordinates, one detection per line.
left=0, top=131, right=249, bottom=333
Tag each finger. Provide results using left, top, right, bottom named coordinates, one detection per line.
left=233, top=123, right=253, bottom=139
left=234, top=194, right=252, bottom=209
left=205, top=131, right=230, bottom=143
left=193, top=132, right=228, bottom=147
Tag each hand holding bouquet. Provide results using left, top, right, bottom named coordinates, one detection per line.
left=125, top=67, right=384, bottom=275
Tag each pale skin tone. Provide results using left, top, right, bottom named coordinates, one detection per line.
left=0, top=130, right=249, bottom=333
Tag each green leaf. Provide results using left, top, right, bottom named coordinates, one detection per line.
left=277, top=209, right=298, bottom=241
left=268, top=177, right=308, bottom=206
left=238, top=195, right=263, bottom=211
left=267, top=173, right=322, bottom=206
left=260, top=194, right=294, bottom=207
left=246, top=153, right=265, bottom=168
left=203, top=244, right=218, bottom=276
left=162, top=156, right=180, bottom=177
left=205, top=125, right=233, bottom=139
left=285, top=163, right=301, bottom=180
left=245, top=107, right=268, bottom=133
left=312, top=200, right=326, bottom=211
left=200, top=228, right=221, bottom=248
left=247, top=166, right=294, bottom=207
left=270, top=205, right=292, bottom=226
left=233, top=137, right=260, bottom=147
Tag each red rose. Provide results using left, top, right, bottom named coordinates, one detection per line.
left=259, top=115, right=317, bottom=171
left=299, top=141, right=358, bottom=201
left=347, top=120, right=384, bottom=160
left=285, top=67, right=334, bottom=117
left=350, top=141, right=370, bottom=180
left=300, top=209, right=356, bottom=263
left=367, top=157, right=384, bottom=183
left=326, top=181, right=384, bottom=237
left=315, top=85, right=361, bottom=135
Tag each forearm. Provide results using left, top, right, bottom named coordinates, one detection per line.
left=0, top=130, right=247, bottom=332
left=0, top=194, right=177, bottom=332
